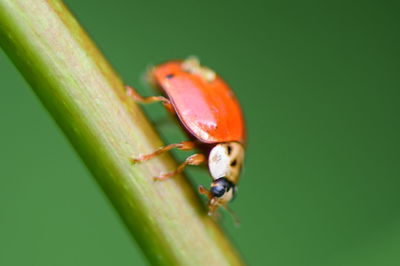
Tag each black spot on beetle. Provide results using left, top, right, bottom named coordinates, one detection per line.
left=227, top=145, right=232, bottom=155
left=230, top=159, right=237, bottom=167
left=166, top=73, right=175, bottom=79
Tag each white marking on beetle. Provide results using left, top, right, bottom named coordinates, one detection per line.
left=182, top=56, right=216, bottom=82
left=208, top=142, right=244, bottom=183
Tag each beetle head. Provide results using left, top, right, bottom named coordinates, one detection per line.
left=199, top=180, right=239, bottom=224
left=210, top=177, right=236, bottom=205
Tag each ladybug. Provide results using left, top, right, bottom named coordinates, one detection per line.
left=126, top=57, right=245, bottom=216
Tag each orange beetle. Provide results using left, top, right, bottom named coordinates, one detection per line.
left=127, top=57, right=245, bottom=216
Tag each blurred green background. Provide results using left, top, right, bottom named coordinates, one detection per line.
left=1, top=0, right=399, bottom=265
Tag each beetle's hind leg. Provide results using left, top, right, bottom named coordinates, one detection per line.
left=154, top=153, right=206, bottom=181
left=130, top=141, right=196, bottom=163
left=125, top=85, right=173, bottom=112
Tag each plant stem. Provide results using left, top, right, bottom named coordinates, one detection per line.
left=0, top=1, right=244, bottom=265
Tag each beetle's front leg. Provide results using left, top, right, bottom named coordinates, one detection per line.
left=154, top=153, right=206, bottom=180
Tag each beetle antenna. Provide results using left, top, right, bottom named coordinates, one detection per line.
left=224, top=205, right=241, bottom=226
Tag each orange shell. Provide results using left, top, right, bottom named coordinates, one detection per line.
left=151, top=61, right=245, bottom=144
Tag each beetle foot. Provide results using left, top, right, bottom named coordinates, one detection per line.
left=153, top=172, right=173, bottom=181
left=130, top=154, right=152, bottom=164
left=129, top=157, right=141, bottom=164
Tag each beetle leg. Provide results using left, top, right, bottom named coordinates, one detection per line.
left=130, top=141, right=196, bottom=163
left=198, top=185, right=212, bottom=199
left=125, top=85, right=174, bottom=112
left=154, top=153, right=206, bottom=180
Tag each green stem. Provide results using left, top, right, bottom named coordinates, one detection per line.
left=0, top=1, right=244, bottom=265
